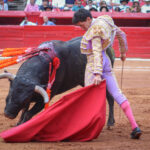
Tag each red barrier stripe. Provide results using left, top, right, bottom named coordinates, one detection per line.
left=0, top=26, right=150, bottom=58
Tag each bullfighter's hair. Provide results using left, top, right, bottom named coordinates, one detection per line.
left=72, top=8, right=92, bottom=24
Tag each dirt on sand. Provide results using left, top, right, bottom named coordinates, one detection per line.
left=0, top=59, right=150, bottom=150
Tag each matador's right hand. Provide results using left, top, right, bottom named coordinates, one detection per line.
left=93, top=74, right=102, bottom=85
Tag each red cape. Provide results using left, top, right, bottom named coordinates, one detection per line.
left=0, top=81, right=106, bottom=142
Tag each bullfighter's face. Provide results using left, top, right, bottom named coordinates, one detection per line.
left=76, top=17, right=92, bottom=31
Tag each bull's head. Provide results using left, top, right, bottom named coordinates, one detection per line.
left=0, top=72, right=49, bottom=119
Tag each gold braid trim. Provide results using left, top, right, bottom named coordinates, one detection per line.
left=83, top=25, right=104, bottom=41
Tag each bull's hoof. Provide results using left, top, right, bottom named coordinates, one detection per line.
left=107, top=125, right=114, bottom=130
left=107, top=118, right=115, bottom=129
left=17, top=112, right=32, bottom=126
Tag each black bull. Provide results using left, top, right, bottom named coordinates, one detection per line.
left=0, top=37, right=115, bottom=127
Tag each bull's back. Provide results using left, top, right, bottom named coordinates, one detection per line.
left=16, top=37, right=86, bottom=97
left=17, top=55, right=49, bottom=85
left=51, top=37, right=87, bottom=95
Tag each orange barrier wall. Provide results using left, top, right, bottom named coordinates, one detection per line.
left=0, top=11, right=150, bottom=26
left=0, top=26, right=150, bottom=58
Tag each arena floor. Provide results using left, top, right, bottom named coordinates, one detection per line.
left=0, top=58, right=150, bottom=150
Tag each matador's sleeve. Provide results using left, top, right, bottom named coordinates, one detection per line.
left=92, top=37, right=103, bottom=75
left=116, top=27, right=128, bottom=54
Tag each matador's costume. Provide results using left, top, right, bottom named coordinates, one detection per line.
left=80, top=15, right=128, bottom=105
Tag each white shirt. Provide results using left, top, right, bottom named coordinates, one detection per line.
left=20, top=20, right=37, bottom=26
left=119, top=5, right=130, bottom=12
left=141, top=5, right=150, bottom=13
left=0, top=3, right=8, bottom=11
left=112, top=0, right=120, bottom=5
left=84, top=5, right=98, bottom=10
left=52, top=0, right=66, bottom=8
left=93, top=0, right=101, bottom=6
left=99, top=0, right=120, bottom=9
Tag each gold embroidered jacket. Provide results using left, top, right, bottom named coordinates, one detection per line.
left=80, top=15, right=128, bottom=75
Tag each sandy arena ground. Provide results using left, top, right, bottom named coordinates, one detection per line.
left=0, top=59, right=150, bottom=150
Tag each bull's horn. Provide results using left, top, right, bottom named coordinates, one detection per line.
left=0, top=73, right=16, bottom=80
left=34, top=85, right=49, bottom=103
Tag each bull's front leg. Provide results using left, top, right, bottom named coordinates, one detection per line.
left=106, top=89, right=115, bottom=129
left=17, top=100, right=44, bottom=125
left=17, top=103, right=30, bottom=126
